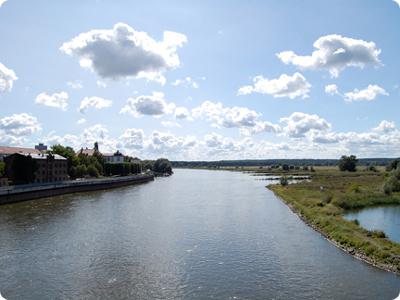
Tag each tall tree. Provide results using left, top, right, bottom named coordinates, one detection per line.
left=339, top=155, right=358, bottom=172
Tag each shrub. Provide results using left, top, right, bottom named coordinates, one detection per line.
left=383, top=175, right=400, bottom=195
left=339, top=155, right=358, bottom=172
left=76, top=165, right=87, bottom=178
left=282, top=164, right=289, bottom=171
left=348, top=183, right=361, bottom=193
left=353, top=219, right=360, bottom=226
left=386, top=159, right=399, bottom=172
left=87, top=164, right=100, bottom=178
left=323, top=194, right=333, bottom=204
left=280, top=176, right=289, bottom=186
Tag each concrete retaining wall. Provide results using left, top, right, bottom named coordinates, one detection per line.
left=0, top=174, right=154, bottom=205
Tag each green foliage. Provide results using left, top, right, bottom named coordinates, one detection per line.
left=280, top=176, right=289, bottom=186
left=339, top=155, right=358, bottom=172
left=153, top=158, right=172, bottom=175
left=87, top=164, right=100, bottom=178
left=383, top=169, right=400, bottom=195
left=76, top=165, right=87, bottom=178
left=386, top=159, right=399, bottom=172
left=281, top=164, right=289, bottom=171
left=104, top=163, right=135, bottom=176
left=269, top=171, right=400, bottom=271
left=0, top=161, right=4, bottom=177
left=8, top=154, right=38, bottom=184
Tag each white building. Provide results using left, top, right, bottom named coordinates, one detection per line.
left=103, top=150, right=125, bottom=164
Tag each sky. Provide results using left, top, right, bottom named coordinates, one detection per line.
left=0, top=0, right=399, bottom=160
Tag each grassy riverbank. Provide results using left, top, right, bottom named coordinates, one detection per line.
left=268, top=169, right=400, bottom=274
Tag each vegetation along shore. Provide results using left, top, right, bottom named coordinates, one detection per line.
left=268, top=157, right=400, bottom=274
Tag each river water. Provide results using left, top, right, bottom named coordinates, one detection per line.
left=345, top=206, right=400, bottom=244
left=0, top=169, right=399, bottom=299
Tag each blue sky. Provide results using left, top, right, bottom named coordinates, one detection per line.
left=0, top=0, right=399, bottom=160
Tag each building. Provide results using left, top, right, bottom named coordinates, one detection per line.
left=77, top=147, right=96, bottom=156
left=4, top=153, right=68, bottom=184
left=0, top=146, right=42, bottom=161
left=35, top=143, right=48, bottom=151
left=103, top=150, right=125, bottom=164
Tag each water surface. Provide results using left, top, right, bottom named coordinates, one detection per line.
left=0, top=169, right=399, bottom=299
left=345, top=205, right=400, bottom=243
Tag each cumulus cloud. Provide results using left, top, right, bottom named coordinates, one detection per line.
left=120, top=92, right=175, bottom=117
left=0, top=113, right=41, bottom=136
left=193, top=101, right=259, bottom=128
left=324, top=84, right=339, bottom=95
left=161, top=121, right=181, bottom=128
left=174, top=106, right=191, bottom=119
left=60, top=23, right=187, bottom=83
left=79, top=96, right=112, bottom=113
left=192, top=100, right=281, bottom=135
left=277, top=34, right=381, bottom=77
left=35, top=91, right=69, bottom=110
left=344, top=84, right=388, bottom=102
left=238, top=72, right=311, bottom=99
left=77, top=118, right=86, bottom=125
left=0, top=0, right=6, bottom=8
left=280, top=112, right=331, bottom=138
left=119, top=128, right=145, bottom=149
left=66, top=80, right=83, bottom=89
left=171, top=77, right=199, bottom=88
left=394, top=0, right=400, bottom=7
left=0, top=62, right=18, bottom=93
left=373, top=120, right=396, bottom=133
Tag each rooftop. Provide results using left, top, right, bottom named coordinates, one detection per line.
left=0, top=146, right=42, bottom=156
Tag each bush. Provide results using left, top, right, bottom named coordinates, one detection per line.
left=353, top=219, right=360, bottom=226
left=383, top=175, right=400, bottom=195
left=87, top=164, right=100, bottom=178
left=280, top=176, right=289, bottom=186
left=348, top=183, right=361, bottom=193
left=282, top=164, right=289, bottom=171
left=339, top=155, right=358, bottom=172
left=386, top=159, right=399, bottom=172
left=153, top=158, right=172, bottom=175
left=323, top=194, right=333, bottom=204
left=76, top=165, right=87, bottom=178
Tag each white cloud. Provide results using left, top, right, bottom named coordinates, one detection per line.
left=277, top=34, right=381, bottom=77
left=119, top=128, right=145, bottom=149
left=171, top=77, right=199, bottom=88
left=394, top=0, right=400, bottom=7
left=35, top=91, right=69, bottom=111
left=325, top=84, right=339, bottom=95
left=60, top=23, right=187, bottom=83
left=238, top=72, right=311, bottom=99
left=66, top=80, right=83, bottom=89
left=120, top=92, right=175, bottom=117
left=192, top=101, right=259, bottom=128
left=192, top=100, right=281, bottom=135
left=0, top=0, right=7, bottom=8
left=96, top=80, right=107, bottom=88
left=161, top=121, right=181, bottom=128
left=0, top=62, right=18, bottom=93
left=79, top=96, right=112, bottom=113
left=77, top=118, right=86, bottom=125
left=280, top=112, right=331, bottom=138
left=0, top=113, right=41, bottom=136
left=174, top=106, right=191, bottom=119
left=373, top=120, right=396, bottom=133
left=344, top=84, right=388, bottom=102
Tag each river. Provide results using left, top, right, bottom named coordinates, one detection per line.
left=0, top=169, right=399, bottom=299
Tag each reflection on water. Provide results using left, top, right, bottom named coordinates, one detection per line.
left=0, top=169, right=399, bottom=299
left=344, top=205, right=400, bottom=243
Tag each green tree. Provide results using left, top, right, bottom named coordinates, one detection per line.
left=0, top=161, right=5, bottom=177
left=50, top=144, right=78, bottom=177
left=339, top=155, right=358, bottom=172
left=87, top=164, right=100, bottom=177
left=153, top=158, right=173, bottom=175
left=76, top=165, right=87, bottom=178
left=386, top=159, right=399, bottom=172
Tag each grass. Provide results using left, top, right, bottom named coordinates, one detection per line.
left=268, top=169, right=400, bottom=274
